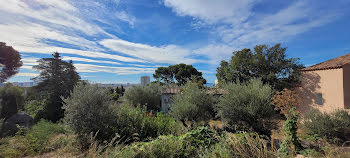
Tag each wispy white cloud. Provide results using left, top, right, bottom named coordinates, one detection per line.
left=115, top=11, right=136, bottom=27
left=74, top=63, right=156, bottom=75
left=62, top=56, right=122, bottom=65
left=100, top=39, right=200, bottom=64
left=164, top=0, right=346, bottom=64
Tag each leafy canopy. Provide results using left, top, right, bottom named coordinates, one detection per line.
left=216, top=44, right=304, bottom=90
left=153, top=63, right=206, bottom=85
left=0, top=42, right=22, bottom=82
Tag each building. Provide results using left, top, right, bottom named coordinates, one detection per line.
left=140, top=76, right=150, bottom=87
left=297, top=53, right=350, bottom=115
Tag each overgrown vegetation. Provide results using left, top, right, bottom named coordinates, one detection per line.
left=216, top=78, right=274, bottom=136
left=0, top=83, right=24, bottom=119
left=0, top=120, right=78, bottom=157
left=2, top=43, right=350, bottom=158
left=272, top=89, right=303, bottom=157
left=63, top=83, right=117, bottom=143
left=304, top=109, right=350, bottom=144
left=170, top=82, right=215, bottom=125
left=123, top=83, right=162, bottom=111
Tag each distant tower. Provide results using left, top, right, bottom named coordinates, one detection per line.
left=141, top=76, right=150, bottom=87
left=214, top=79, right=219, bottom=87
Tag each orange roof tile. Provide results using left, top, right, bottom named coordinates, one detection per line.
left=303, top=53, right=350, bottom=71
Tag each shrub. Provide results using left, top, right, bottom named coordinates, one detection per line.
left=179, top=126, right=219, bottom=148
left=272, top=89, right=303, bottom=157
left=0, top=120, right=66, bottom=157
left=123, top=83, right=162, bottom=111
left=304, top=109, right=350, bottom=144
left=170, top=82, right=215, bottom=123
left=104, top=128, right=276, bottom=158
left=63, top=83, right=117, bottom=143
left=216, top=78, right=274, bottom=136
left=107, top=127, right=219, bottom=158
left=24, top=100, right=45, bottom=118
left=115, top=104, right=181, bottom=143
left=0, top=84, right=24, bottom=119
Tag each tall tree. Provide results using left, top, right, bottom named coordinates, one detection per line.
left=153, top=63, right=206, bottom=85
left=32, top=52, right=80, bottom=122
left=0, top=42, right=22, bottom=82
left=216, top=44, right=304, bottom=90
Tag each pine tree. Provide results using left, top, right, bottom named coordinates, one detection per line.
left=32, top=52, right=80, bottom=122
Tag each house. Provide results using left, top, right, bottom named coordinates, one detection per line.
left=161, top=87, right=181, bottom=113
left=297, top=53, right=350, bottom=114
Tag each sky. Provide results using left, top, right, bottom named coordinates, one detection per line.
left=1, top=0, right=350, bottom=84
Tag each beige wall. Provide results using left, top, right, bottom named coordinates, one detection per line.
left=343, top=64, right=350, bottom=109
left=297, top=68, right=344, bottom=115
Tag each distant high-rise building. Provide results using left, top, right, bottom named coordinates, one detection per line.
left=141, top=76, right=150, bottom=87
left=214, top=79, right=219, bottom=87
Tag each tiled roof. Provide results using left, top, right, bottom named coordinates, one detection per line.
left=162, top=87, right=181, bottom=94
left=303, top=53, right=350, bottom=71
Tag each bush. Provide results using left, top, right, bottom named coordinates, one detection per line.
left=24, top=100, right=45, bottom=118
left=115, top=104, right=181, bottom=143
left=0, top=120, right=67, bottom=157
left=107, top=127, right=219, bottom=158
left=123, top=83, right=162, bottom=111
left=63, top=83, right=117, bottom=143
left=170, top=83, right=215, bottom=123
left=215, top=78, right=274, bottom=136
left=0, top=84, right=24, bottom=119
left=104, top=128, right=276, bottom=158
left=304, top=109, right=350, bottom=144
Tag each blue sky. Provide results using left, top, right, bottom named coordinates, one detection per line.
left=1, top=0, right=350, bottom=84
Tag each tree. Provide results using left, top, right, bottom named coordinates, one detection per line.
left=216, top=44, right=304, bottom=90
left=32, top=52, right=80, bottom=122
left=123, top=83, right=162, bottom=111
left=0, top=83, right=24, bottom=119
left=63, top=83, right=117, bottom=143
left=215, top=78, right=274, bottom=136
left=170, top=82, right=215, bottom=125
left=0, top=42, right=22, bottom=82
left=153, top=63, right=206, bottom=86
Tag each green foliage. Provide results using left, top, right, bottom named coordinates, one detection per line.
left=0, top=84, right=24, bottom=119
left=108, top=127, right=218, bottom=158
left=180, top=126, right=219, bottom=148
left=24, top=100, right=45, bottom=118
left=63, top=83, right=117, bottom=143
left=105, top=129, right=275, bottom=158
left=153, top=63, right=206, bottom=85
left=32, top=52, right=80, bottom=122
left=278, top=107, right=303, bottom=157
left=115, top=104, right=180, bottom=143
left=170, top=82, right=215, bottom=123
left=304, top=109, right=350, bottom=144
left=0, top=120, right=66, bottom=157
left=216, top=78, right=274, bottom=136
left=0, top=42, right=22, bottom=82
left=216, top=44, right=303, bottom=90
left=64, top=83, right=179, bottom=144
left=108, top=135, right=195, bottom=158
left=123, top=83, right=162, bottom=111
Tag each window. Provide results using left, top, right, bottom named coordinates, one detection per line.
left=315, top=93, right=323, bottom=105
